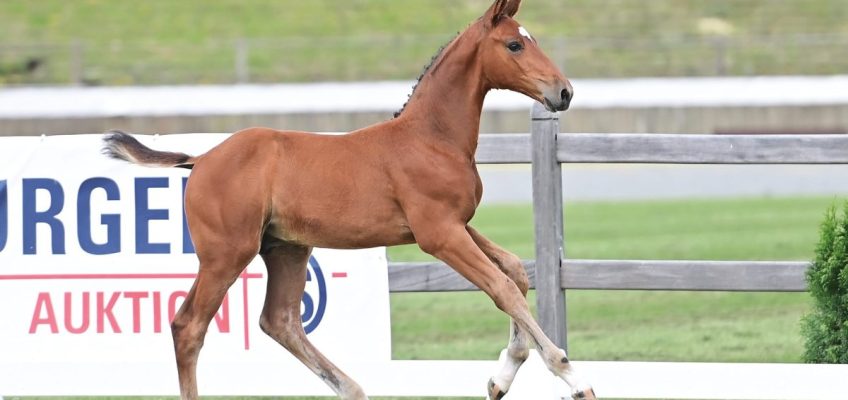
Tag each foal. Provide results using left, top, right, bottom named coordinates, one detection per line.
left=103, top=1, right=594, bottom=399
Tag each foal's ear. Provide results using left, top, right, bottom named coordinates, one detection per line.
left=484, top=0, right=522, bottom=27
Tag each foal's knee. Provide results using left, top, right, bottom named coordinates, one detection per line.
left=499, top=253, right=529, bottom=295
left=170, top=315, right=205, bottom=362
left=488, top=279, right=530, bottom=316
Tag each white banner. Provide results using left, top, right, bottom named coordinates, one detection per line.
left=0, top=134, right=391, bottom=395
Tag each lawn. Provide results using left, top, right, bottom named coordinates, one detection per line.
left=1, top=1, right=846, bottom=84
left=13, top=195, right=835, bottom=400
left=389, top=196, right=830, bottom=364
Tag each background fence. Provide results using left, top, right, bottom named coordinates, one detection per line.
left=381, top=104, right=848, bottom=398
left=3, top=33, right=848, bottom=86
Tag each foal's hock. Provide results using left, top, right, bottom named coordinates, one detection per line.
left=102, top=1, right=592, bottom=399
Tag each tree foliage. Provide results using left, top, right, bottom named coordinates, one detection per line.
left=802, top=202, right=848, bottom=363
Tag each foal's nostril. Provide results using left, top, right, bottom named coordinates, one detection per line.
left=561, top=88, right=572, bottom=103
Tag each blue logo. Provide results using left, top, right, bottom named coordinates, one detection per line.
left=301, top=256, right=327, bottom=334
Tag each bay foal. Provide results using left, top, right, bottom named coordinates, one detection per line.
left=103, top=1, right=595, bottom=399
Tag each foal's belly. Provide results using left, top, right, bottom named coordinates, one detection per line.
left=266, top=197, right=416, bottom=249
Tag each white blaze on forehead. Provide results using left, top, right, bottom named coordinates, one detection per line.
left=518, top=26, right=534, bottom=42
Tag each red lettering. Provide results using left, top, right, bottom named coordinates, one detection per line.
left=123, top=291, right=148, bottom=333
left=28, top=290, right=231, bottom=335
left=29, top=292, right=58, bottom=334
left=64, top=292, right=90, bottom=334
left=153, top=291, right=162, bottom=333
left=213, top=294, right=230, bottom=333
left=96, top=291, right=121, bottom=333
left=168, top=290, right=188, bottom=322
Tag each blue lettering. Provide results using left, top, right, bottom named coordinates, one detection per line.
left=182, top=177, right=195, bottom=254
left=78, top=177, right=121, bottom=255
left=302, top=256, right=327, bottom=334
left=0, top=180, right=7, bottom=252
left=135, top=177, right=170, bottom=254
left=22, top=178, right=65, bottom=254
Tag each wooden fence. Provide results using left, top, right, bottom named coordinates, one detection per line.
left=386, top=102, right=848, bottom=352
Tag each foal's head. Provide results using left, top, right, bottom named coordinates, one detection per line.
left=475, top=0, right=573, bottom=111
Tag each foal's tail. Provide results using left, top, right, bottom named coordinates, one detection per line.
left=102, top=130, right=196, bottom=170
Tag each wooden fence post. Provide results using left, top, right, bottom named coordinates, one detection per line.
left=531, top=103, right=567, bottom=350
left=69, top=40, right=84, bottom=86
left=235, top=39, right=250, bottom=84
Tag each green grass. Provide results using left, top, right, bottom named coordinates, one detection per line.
left=1, top=0, right=846, bottom=84
left=390, top=196, right=832, bottom=262
left=382, top=196, right=829, bottom=399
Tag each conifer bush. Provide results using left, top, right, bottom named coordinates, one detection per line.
left=802, top=203, right=848, bottom=363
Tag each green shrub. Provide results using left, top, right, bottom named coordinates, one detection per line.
left=801, top=202, right=848, bottom=363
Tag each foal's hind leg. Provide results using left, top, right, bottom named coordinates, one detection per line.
left=467, top=227, right=531, bottom=399
left=417, top=224, right=595, bottom=400
left=259, top=243, right=367, bottom=400
left=171, top=247, right=256, bottom=399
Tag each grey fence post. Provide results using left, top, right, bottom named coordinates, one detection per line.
left=70, top=40, right=84, bottom=86
left=531, top=103, right=567, bottom=350
left=235, top=38, right=250, bottom=83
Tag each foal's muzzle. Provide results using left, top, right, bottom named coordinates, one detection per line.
left=542, top=81, right=574, bottom=112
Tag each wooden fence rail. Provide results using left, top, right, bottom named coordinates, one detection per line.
left=388, top=102, right=848, bottom=350
left=387, top=259, right=810, bottom=292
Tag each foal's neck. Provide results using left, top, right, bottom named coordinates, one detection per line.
left=399, top=28, right=490, bottom=160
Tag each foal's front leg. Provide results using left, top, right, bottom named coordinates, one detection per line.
left=417, top=225, right=596, bottom=400
left=467, top=227, right=531, bottom=399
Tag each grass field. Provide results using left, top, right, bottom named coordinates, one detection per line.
left=13, top=195, right=836, bottom=400
left=389, top=196, right=831, bottom=364
left=1, top=0, right=846, bottom=84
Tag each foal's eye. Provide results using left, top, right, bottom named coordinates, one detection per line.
left=507, top=41, right=524, bottom=53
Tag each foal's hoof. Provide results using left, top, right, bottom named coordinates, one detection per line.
left=572, top=387, right=597, bottom=400
left=487, top=377, right=507, bottom=400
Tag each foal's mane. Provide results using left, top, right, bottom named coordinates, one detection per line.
left=393, top=32, right=461, bottom=118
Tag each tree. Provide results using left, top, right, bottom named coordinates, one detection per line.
left=802, top=202, right=848, bottom=363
